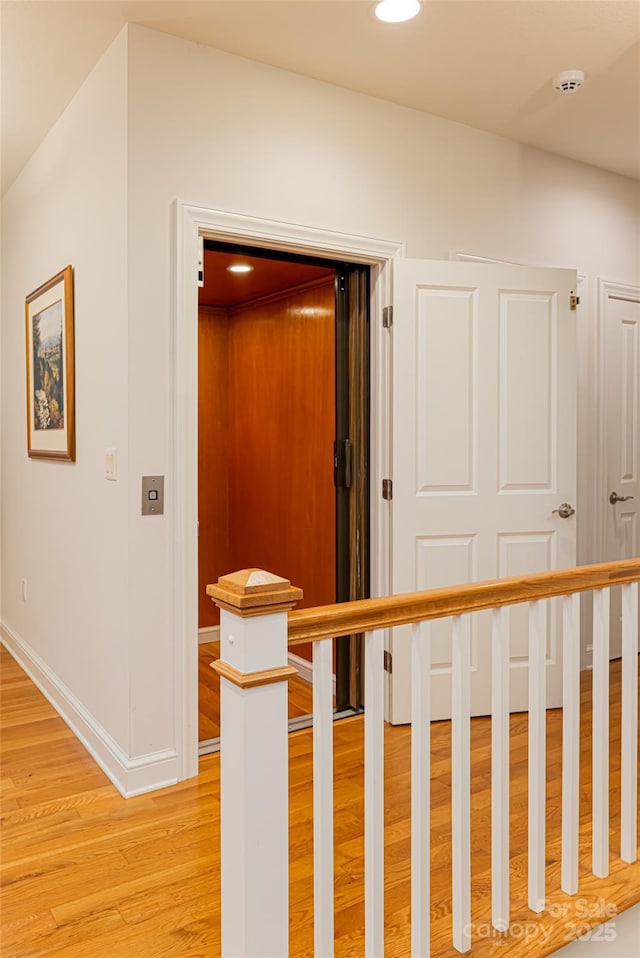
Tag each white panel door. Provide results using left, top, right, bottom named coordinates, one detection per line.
left=390, top=260, right=577, bottom=722
left=602, top=286, right=640, bottom=659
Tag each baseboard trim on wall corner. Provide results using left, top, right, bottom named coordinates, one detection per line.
left=198, top=625, right=220, bottom=645
left=288, top=650, right=313, bottom=684
left=287, top=650, right=337, bottom=696
left=0, top=620, right=178, bottom=798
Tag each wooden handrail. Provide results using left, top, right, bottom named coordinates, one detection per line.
left=287, top=558, right=640, bottom=645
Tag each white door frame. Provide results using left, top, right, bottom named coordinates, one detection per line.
left=172, top=200, right=404, bottom=779
left=596, top=279, right=640, bottom=563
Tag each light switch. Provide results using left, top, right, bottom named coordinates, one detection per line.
left=142, top=476, right=164, bottom=516
left=105, top=448, right=117, bottom=481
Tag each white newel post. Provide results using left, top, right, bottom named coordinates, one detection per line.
left=207, top=569, right=302, bottom=958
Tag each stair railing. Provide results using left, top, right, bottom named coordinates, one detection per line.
left=208, top=559, right=639, bottom=957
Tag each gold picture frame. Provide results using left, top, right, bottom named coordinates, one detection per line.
left=25, top=265, right=75, bottom=461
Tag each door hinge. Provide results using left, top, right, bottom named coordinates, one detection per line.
left=384, top=650, right=393, bottom=673
left=570, top=293, right=580, bottom=311
left=382, top=478, right=393, bottom=500
left=382, top=305, right=393, bottom=328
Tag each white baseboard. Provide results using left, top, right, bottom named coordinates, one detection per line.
left=288, top=650, right=313, bottom=683
left=0, top=620, right=178, bottom=798
left=198, top=625, right=220, bottom=645
left=287, top=650, right=337, bottom=696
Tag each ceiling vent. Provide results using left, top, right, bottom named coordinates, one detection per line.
left=552, top=70, right=586, bottom=94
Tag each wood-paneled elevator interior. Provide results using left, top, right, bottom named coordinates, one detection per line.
left=197, top=246, right=339, bottom=741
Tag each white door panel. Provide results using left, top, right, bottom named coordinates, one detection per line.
left=390, top=259, right=577, bottom=722
left=603, top=288, right=640, bottom=659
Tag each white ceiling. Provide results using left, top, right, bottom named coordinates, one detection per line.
left=2, top=0, right=639, bottom=196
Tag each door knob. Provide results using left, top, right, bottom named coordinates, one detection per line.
left=552, top=502, right=575, bottom=519
left=609, top=491, right=635, bottom=504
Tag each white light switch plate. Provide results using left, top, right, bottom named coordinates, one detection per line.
left=105, top=448, right=117, bottom=481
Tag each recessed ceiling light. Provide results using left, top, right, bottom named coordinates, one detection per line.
left=374, top=0, right=421, bottom=23
left=227, top=263, right=254, bottom=274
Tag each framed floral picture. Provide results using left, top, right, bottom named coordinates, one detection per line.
left=25, top=265, right=75, bottom=461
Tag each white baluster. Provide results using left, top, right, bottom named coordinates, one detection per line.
left=561, top=592, right=580, bottom=895
left=411, top=621, right=431, bottom=958
left=528, top=599, right=547, bottom=913
left=491, top=606, right=510, bottom=932
left=365, top=629, right=385, bottom=957
left=592, top=588, right=610, bottom=878
left=313, top=637, right=334, bottom=956
left=452, top=614, right=471, bottom=953
left=620, top=582, right=638, bottom=864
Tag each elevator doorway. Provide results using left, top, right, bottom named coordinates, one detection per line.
left=197, top=242, right=369, bottom=750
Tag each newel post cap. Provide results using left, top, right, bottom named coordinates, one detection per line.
left=206, top=568, right=303, bottom=616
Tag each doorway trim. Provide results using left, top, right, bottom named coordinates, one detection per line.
left=172, top=201, right=404, bottom=780
left=596, top=279, right=640, bottom=563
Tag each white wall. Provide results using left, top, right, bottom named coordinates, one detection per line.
left=2, top=23, right=639, bottom=792
left=0, top=31, right=132, bottom=784
left=126, top=24, right=639, bottom=769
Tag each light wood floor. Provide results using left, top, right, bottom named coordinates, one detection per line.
left=2, top=646, right=638, bottom=958
left=199, top=641, right=314, bottom=740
